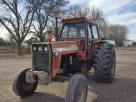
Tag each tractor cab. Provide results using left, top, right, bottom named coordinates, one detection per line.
left=59, top=17, right=101, bottom=61
left=60, top=17, right=100, bottom=40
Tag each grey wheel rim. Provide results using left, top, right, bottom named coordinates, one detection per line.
left=77, top=83, right=86, bottom=102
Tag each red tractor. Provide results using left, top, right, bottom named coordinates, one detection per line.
left=12, top=17, right=116, bottom=102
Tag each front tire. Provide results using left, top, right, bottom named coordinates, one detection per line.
left=93, top=43, right=116, bottom=83
left=65, top=74, right=88, bottom=102
left=12, top=68, right=38, bottom=97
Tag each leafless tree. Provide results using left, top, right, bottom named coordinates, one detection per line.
left=99, top=22, right=128, bottom=46
left=31, top=0, right=68, bottom=42
left=65, top=5, right=104, bottom=21
left=65, top=5, right=90, bottom=18
left=108, top=24, right=128, bottom=46
left=98, top=21, right=110, bottom=38
left=0, top=0, right=38, bottom=55
left=50, top=11, right=65, bottom=36
left=88, top=5, right=104, bottom=21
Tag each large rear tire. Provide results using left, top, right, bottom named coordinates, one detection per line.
left=93, top=43, right=116, bottom=83
left=65, top=74, right=88, bottom=102
left=12, top=68, right=38, bottom=97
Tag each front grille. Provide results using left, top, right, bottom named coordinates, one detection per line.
left=33, top=52, right=49, bottom=72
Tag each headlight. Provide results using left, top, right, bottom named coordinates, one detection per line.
left=44, top=47, right=48, bottom=51
left=33, top=46, right=36, bottom=51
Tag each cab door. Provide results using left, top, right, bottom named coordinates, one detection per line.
left=92, top=25, right=100, bottom=39
left=87, top=23, right=100, bottom=59
left=87, top=23, right=93, bottom=58
left=88, top=23, right=93, bottom=49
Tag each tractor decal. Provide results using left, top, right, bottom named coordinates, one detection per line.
left=53, top=45, right=78, bottom=52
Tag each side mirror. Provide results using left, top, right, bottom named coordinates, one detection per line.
left=101, top=38, right=106, bottom=40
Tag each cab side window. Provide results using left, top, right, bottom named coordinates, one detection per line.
left=88, top=25, right=92, bottom=39
left=61, top=26, right=68, bottom=38
left=92, top=25, right=99, bottom=39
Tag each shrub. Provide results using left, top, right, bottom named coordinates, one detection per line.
left=24, top=46, right=31, bottom=54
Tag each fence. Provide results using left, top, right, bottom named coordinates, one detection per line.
left=0, top=46, right=25, bottom=56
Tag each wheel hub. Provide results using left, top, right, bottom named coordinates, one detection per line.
left=23, top=79, right=33, bottom=91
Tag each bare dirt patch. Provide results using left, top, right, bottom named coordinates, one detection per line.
left=0, top=49, right=136, bottom=102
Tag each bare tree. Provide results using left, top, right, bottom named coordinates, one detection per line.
left=98, top=21, right=110, bottom=38
left=88, top=5, right=104, bottom=21
left=50, top=11, right=65, bottom=36
left=65, top=5, right=104, bottom=21
left=108, top=24, right=128, bottom=46
left=0, top=0, right=38, bottom=55
left=31, top=0, right=68, bottom=42
left=98, top=21, right=128, bottom=46
left=65, top=5, right=90, bottom=18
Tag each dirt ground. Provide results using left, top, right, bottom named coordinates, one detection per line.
left=0, top=49, right=136, bottom=102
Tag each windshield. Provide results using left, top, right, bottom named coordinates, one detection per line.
left=60, top=22, right=86, bottom=38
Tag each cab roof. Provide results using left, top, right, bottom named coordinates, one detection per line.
left=62, top=17, right=97, bottom=25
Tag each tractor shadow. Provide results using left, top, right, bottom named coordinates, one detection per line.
left=21, top=92, right=64, bottom=102
left=20, top=72, right=136, bottom=102
left=86, top=72, right=136, bottom=102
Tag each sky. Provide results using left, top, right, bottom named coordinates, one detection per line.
left=0, top=0, right=136, bottom=41
left=68, top=0, right=136, bottom=41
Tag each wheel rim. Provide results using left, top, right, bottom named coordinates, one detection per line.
left=23, top=79, right=34, bottom=91
left=77, top=84, right=86, bottom=102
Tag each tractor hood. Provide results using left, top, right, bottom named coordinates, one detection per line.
left=51, top=41, right=79, bottom=54
left=32, top=41, right=79, bottom=78
left=32, top=41, right=79, bottom=54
